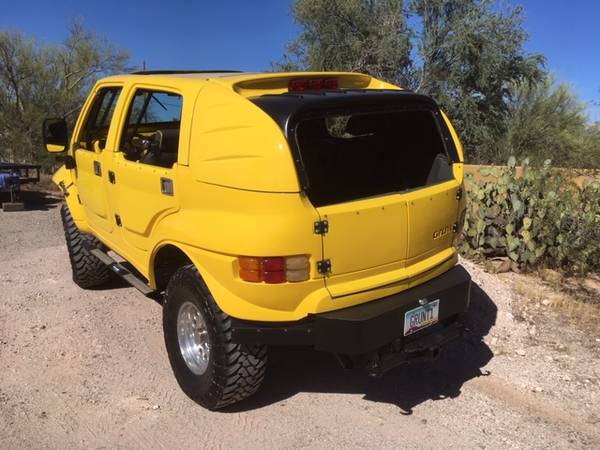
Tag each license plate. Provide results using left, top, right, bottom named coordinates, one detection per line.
left=403, top=299, right=440, bottom=336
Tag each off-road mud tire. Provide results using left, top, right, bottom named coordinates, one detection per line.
left=60, top=204, right=111, bottom=289
left=163, top=265, right=267, bottom=410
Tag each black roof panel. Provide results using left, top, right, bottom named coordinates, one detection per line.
left=250, top=89, right=439, bottom=136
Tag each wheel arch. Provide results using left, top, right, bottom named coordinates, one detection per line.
left=150, top=243, right=195, bottom=291
left=54, top=167, right=91, bottom=233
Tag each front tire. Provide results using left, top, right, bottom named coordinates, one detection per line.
left=60, top=204, right=111, bottom=289
left=163, top=265, right=267, bottom=410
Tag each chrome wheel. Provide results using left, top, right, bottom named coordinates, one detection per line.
left=177, top=301, right=210, bottom=375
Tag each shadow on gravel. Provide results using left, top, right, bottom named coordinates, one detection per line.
left=0, top=190, right=62, bottom=211
left=88, top=276, right=132, bottom=291
left=227, top=281, right=496, bottom=414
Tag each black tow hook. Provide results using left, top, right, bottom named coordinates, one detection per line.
left=367, top=356, right=383, bottom=378
left=366, top=346, right=443, bottom=377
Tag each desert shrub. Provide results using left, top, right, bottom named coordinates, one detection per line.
left=460, top=157, right=600, bottom=275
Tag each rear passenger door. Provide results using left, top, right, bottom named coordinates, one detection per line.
left=106, top=87, right=183, bottom=255
left=73, top=86, right=122, bottom=235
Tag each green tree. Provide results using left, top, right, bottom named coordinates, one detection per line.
left=500, top=78, right=599, bottom=168
left=0, top=19, right=129, bottom=166
left=278, top=0, right=414, bottom=86
left=276, top=0, right=546, bottom=163
left=411, top=0, right=545, bottom=162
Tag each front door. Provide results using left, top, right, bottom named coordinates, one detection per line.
left=106, top=88, right=183, bottom=256
left=73, top=86, right=122, bottom=235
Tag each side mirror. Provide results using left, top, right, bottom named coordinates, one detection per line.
left=43, top=118, right=69, bottom=153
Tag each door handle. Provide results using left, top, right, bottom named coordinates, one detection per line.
left=160, top=177, right=174, bottom=196
left=93, top=160, right=102, bottom=176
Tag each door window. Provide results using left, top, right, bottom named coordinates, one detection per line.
left=120, top=90, right=183, bottom=168
left=77, top=87, right=122, bottom=151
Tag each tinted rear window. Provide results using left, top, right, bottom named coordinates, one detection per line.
left=295, top=109, right=453, bottom=207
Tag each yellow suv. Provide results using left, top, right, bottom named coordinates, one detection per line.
left=44, top=70, right=471, bottom=410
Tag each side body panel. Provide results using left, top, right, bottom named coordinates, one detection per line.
left=147, top=169, right=324, bottom=321
left=187, top=82, right=299, bottom=192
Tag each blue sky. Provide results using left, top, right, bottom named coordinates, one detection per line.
left=1, top=0, right=598, bottom=120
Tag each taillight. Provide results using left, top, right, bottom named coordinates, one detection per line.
left=238, top=255, right=310, bottom=283
left=288, top=78, right=338, bottom=92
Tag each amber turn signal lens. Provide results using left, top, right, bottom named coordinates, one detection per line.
left=239, top=256, right=261, bottom=271
left=239, top=268, right=262, bottom=282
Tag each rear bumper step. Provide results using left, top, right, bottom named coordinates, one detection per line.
left=231, top=265, right=471, bottom=356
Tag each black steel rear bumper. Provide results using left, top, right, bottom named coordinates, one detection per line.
left=231, top=265, right=471, bottom=356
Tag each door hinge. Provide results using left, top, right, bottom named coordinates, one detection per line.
left=317, top=259, right=331, bottom=274
left=64, top=155, right=76, bottom=169
left=114, top=214, right=122, bottom=227
left=456, top=188, right=463, bottom=201
left=58, top=181, right=69, bottom=197
left=313, top=219, right=329, bottom=235
left=108, top=170, right=116, bottom=184
left=452, top=222, right=458, bottom=233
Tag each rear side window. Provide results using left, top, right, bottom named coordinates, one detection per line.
left=120, top=90, right=183, bottom=168
left=126, top=91, right=182, bottom=126
left=296, top=110, right=453, bottom=206
left=77, top=87, right=121, bottom=151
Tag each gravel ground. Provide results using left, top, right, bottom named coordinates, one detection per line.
left=1, top=191, right=598, bottom=449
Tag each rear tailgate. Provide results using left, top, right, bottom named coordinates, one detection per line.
left=317, top=178, right=460, bottom=297
left=317, top=193, right=409, bottom=276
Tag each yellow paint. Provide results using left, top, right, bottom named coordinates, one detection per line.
left=45, top=143, right=66, bottom=153
left=51, top=71, right=465, bottom=322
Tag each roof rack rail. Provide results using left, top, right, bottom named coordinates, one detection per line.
left=130, top=70, right=243, bottom=75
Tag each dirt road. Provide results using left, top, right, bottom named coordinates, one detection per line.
left=1, top=192, right=599, bottom=449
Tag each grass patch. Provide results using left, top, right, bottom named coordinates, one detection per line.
left=513, top=278, right=600, bottom=328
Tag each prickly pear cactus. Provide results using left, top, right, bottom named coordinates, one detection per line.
left=460, top=158, right=600, bottom=275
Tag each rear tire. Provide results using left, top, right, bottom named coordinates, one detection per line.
left=60, top=204, right=111, bottom=289
left=163, top=265, right=267, bottom=410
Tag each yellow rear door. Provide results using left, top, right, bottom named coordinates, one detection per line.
left=106, top=87, right=184, bottom=258
left=73, top=86, right=122, bottom=235
left=317, top=194, right=408, bottom=276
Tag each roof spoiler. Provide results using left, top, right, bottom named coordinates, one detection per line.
left=232, top=72, right=384, bottom=97
left=131, top=70, right=243, bottom=75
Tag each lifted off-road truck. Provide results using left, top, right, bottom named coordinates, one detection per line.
left=44, top=70, right=471, bottom=410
